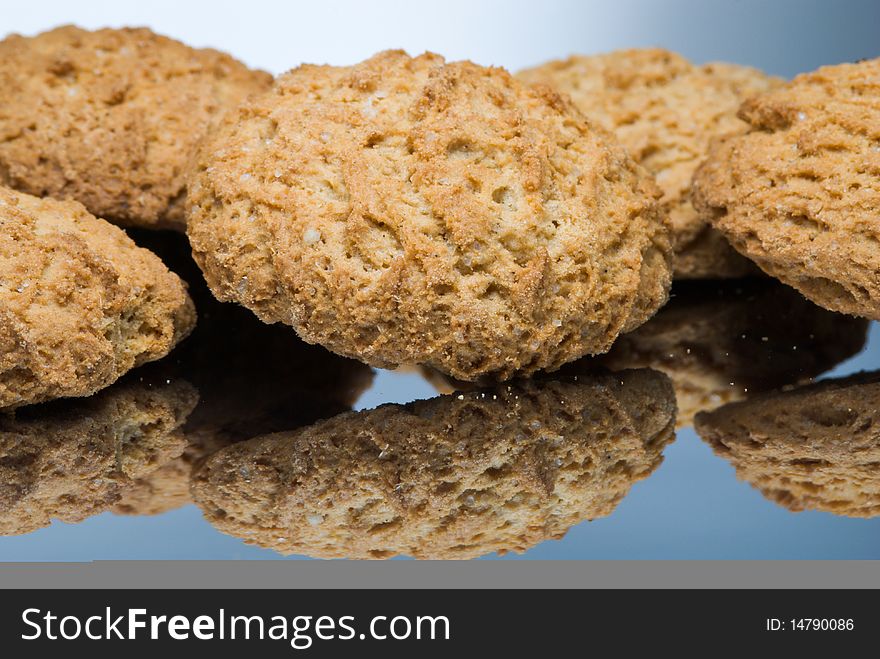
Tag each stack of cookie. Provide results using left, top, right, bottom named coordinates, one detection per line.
left=1, top=25, right=878, bottom=541
left=4, top=27, right=876, bottom=395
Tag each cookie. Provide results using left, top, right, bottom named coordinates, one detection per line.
left=0, top=25, right=272, bottom=229
left=518, top=49, right=779, bottom=279
left=0, top=375, right=196, bottom=535
left=0, top=187, right=196, bottom=409
left=595, top=280, right=868, bottom=426
left=187, top=50, right=672, bottom=381
left=191, top=369, right=676, bottom=559
left=695, top=371, right=880, bottom=518
left=693, top=57, right=880, bottom=319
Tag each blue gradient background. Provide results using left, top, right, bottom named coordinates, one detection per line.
left=1, top=0, right=879, bottom=560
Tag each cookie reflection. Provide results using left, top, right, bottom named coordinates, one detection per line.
left=0, top=373, right=196, bottom=535
left=696, top=371, right=880, bottom=518
left=596, top=280, right=868, bottom=427
left=192, top=369, right=676, bottom=559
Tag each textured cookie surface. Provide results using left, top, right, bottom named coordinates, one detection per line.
left=696, top=371, right=880, bottom=517
left=0, top=25, right=272, bottom=229
left=597, top=281, right=868, bottom=426
left=693, top=57, right=880, bottom=319
left=188, top=50, right=672, bottom=381
left=0, top=376, right=196, bottom=535
left=191, top=369, right=676, bottom=559
left=0, top=187, right=196, bottom=409
left=518, top=49, right=779, bottom=278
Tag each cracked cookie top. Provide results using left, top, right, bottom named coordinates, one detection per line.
left=519, top=49, right=779, bottom=278
left=693, top=57, right=880, bottom=319
left=0, top=186, right=196, bottom=408
left=187, top=50, right=671, bottom=380
left=0, top=25, right=272, bottom=229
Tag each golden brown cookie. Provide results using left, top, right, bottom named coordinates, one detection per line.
left=595, top=280, right=868, bottom=426
left=696, top=371, right=880, bottom=518
left=0, top=25, right=272, bottom=229
left=191, top=369, right=676, bottom=559
left=0, top=187, right=196, bottom=409
left=693, top=57, right=880, bottom=319
left=187, top=50, right=672, bottom=381
left=518, top=49, right=779, bottom=279
left=0, top=375, right=196, bottom=535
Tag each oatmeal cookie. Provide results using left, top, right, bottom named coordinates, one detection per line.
left=0, top=25, right=272, bottom=229
left=693, top=57, right=880, bottom=319
left=518, top=49, right=779, bottom=278
left=0, top=187, right=196, bottom=409
left=0, top=375, right=196, bottom=535
left=187, top=50, right=671, bottom=381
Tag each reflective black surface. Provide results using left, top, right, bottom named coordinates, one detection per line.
left=1, top=232, right=878, bottom=560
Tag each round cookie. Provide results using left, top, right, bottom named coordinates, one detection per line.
left=695, top=371, right=880, bottom=518
left=0, top=375, right=196, bottom=535
left=191, top=370, right=676, bottom=559
left=693, top=57, right=880, bottom=319
left=187, top=50, right=672, bottom=381
left=518, top=49, right=780, bottom=279
left=0, top=186, right=196, bottom=409
left=0, top=25, right=272, bottom=229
